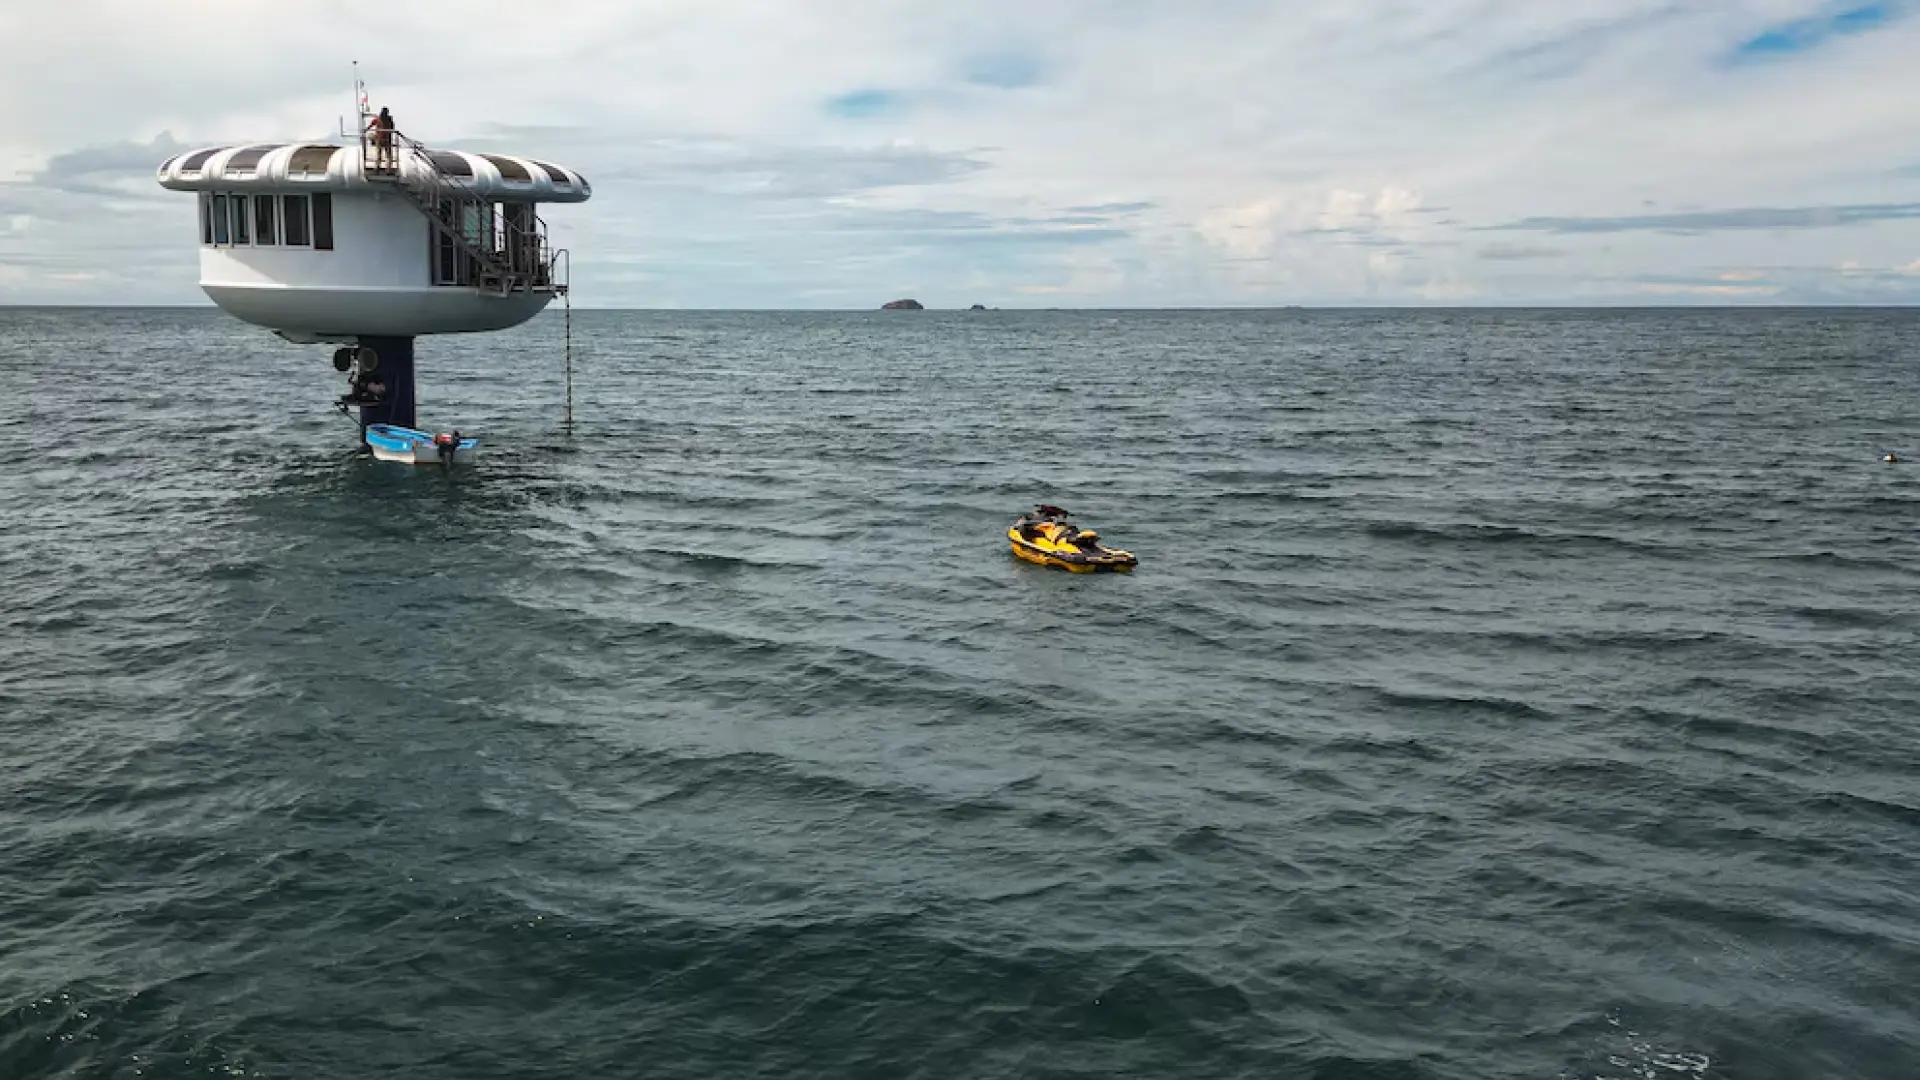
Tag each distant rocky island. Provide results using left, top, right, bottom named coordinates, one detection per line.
left=877, top=298, right=994, bottom=310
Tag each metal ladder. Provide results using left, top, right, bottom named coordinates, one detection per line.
left=363, top=128, right=564, bottom=298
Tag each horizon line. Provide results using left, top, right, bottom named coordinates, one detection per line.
left=4, top=302, right=1920, bottom=312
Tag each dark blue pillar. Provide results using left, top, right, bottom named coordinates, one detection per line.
left=356, top=335, right=417, bottom=430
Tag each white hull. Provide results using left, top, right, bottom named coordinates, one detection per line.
left=203, top=283, right=550, bottom=337
left=366, top=443, right=477, bottom=466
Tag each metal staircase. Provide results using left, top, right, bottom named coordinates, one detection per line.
left=362, top=127, right=568, bottom=299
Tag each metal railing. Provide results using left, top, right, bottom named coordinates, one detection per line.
left=359, top=121, right=566, bottom=299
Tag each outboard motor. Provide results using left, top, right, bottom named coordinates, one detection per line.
left=433, top=430, right=460, bottom=466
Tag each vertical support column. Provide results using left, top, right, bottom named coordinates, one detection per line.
left=563, top=286, right=573, bottom=432
left=356, top=335, right=417, bottom=430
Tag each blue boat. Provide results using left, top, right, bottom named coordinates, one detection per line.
left=364, top=423, right=478, bottom=465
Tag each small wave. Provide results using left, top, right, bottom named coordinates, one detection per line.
left=1761, top=551, right=1914, bottom=575
left=1321, top=731, right=1452, bottom=764
left=1804, top=789, right=1920, bottom=830
left=628, top=546, right=825, bottom=575
left=1362, top=520, right=1681, bottom=558
left=600, top=748, right=943, bottom=818
left=202, top=560, right=267, bottom=582
left=1191, top=468, right=1336, bottom=487
left=1199, top=489, right=1338, bottom=505
left=1615, top=705, right=1830, bottom=759
left=1784, top=604, right=1907, bottom=630
left=1370, top=689, right=1557, bottom=725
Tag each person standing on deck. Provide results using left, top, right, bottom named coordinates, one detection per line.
left=365, top=107, right=396, bottom=171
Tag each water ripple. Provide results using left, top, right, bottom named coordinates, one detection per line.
left=3, top=308, right=1919, bottom=1078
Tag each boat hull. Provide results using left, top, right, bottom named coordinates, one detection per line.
left=1007, top=529, right=1136, bottom=573
left=364, top=423, right=478, bottom=465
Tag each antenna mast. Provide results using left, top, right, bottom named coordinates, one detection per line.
left=350, top=61, right=374, bottom=153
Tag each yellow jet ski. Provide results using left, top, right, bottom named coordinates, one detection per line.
left=1008, top=505, right=1137, bottom=572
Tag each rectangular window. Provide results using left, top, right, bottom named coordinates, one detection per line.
left=254, top=194, right=278, bottom=245
left=212, top=193, right=231, bottom=244
left=437, top=230, right=458, bottom=283
left=231, top=194, right=250, bottom=245
left=503, top=203, right=530, bottom=270
left=459, top=201, right=487, bottom=247
left=434, top=202, right=458, bottom=284
left=283, top=194, right=310, bottom=246
left=312, top=193, right=333, bottom=250
left=199, top=193, right=212, bottom=244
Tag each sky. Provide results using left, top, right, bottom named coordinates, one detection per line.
left=3, top=1, right=1920, bottom=308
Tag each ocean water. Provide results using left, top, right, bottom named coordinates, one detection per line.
left=1, top=306, right=1917, bottom=1079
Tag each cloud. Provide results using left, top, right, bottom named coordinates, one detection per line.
left=1195, top=187, right=1434, bottom=261
left=25, top=131, right=187, bottom=192
left=1456, top=5, right=1694, bottom=84
left=613, top=140, right=993, bottom=200
left=961, top=50, right=1045, bottom=89
left=1482, top=202, right=1920, bottom=234
left=807, top=204, right=1128, bottom=246
left=1478, top=243, right=1566, bottom=260
left=1596, top=261, right=1920, bottom=303
left=1067, top=201, right=1155, bottom=214
left=825, top=89, right=908, bottom=119
left=7, top=2, right=1920, bottom=306
left=1634, top=280, right=1782, bottom=297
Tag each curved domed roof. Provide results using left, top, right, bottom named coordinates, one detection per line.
left=156, top=142, right=590, bottom=202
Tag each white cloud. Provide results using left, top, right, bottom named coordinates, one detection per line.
left=3, top=1, right=1920, bottom=305
left=1634, top=282, right=1782, bottom=298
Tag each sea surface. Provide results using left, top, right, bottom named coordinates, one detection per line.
left=2, top=306, right=1917, bottom=1079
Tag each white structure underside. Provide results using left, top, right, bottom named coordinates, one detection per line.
left=204, top=283, right=550, bottom=336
